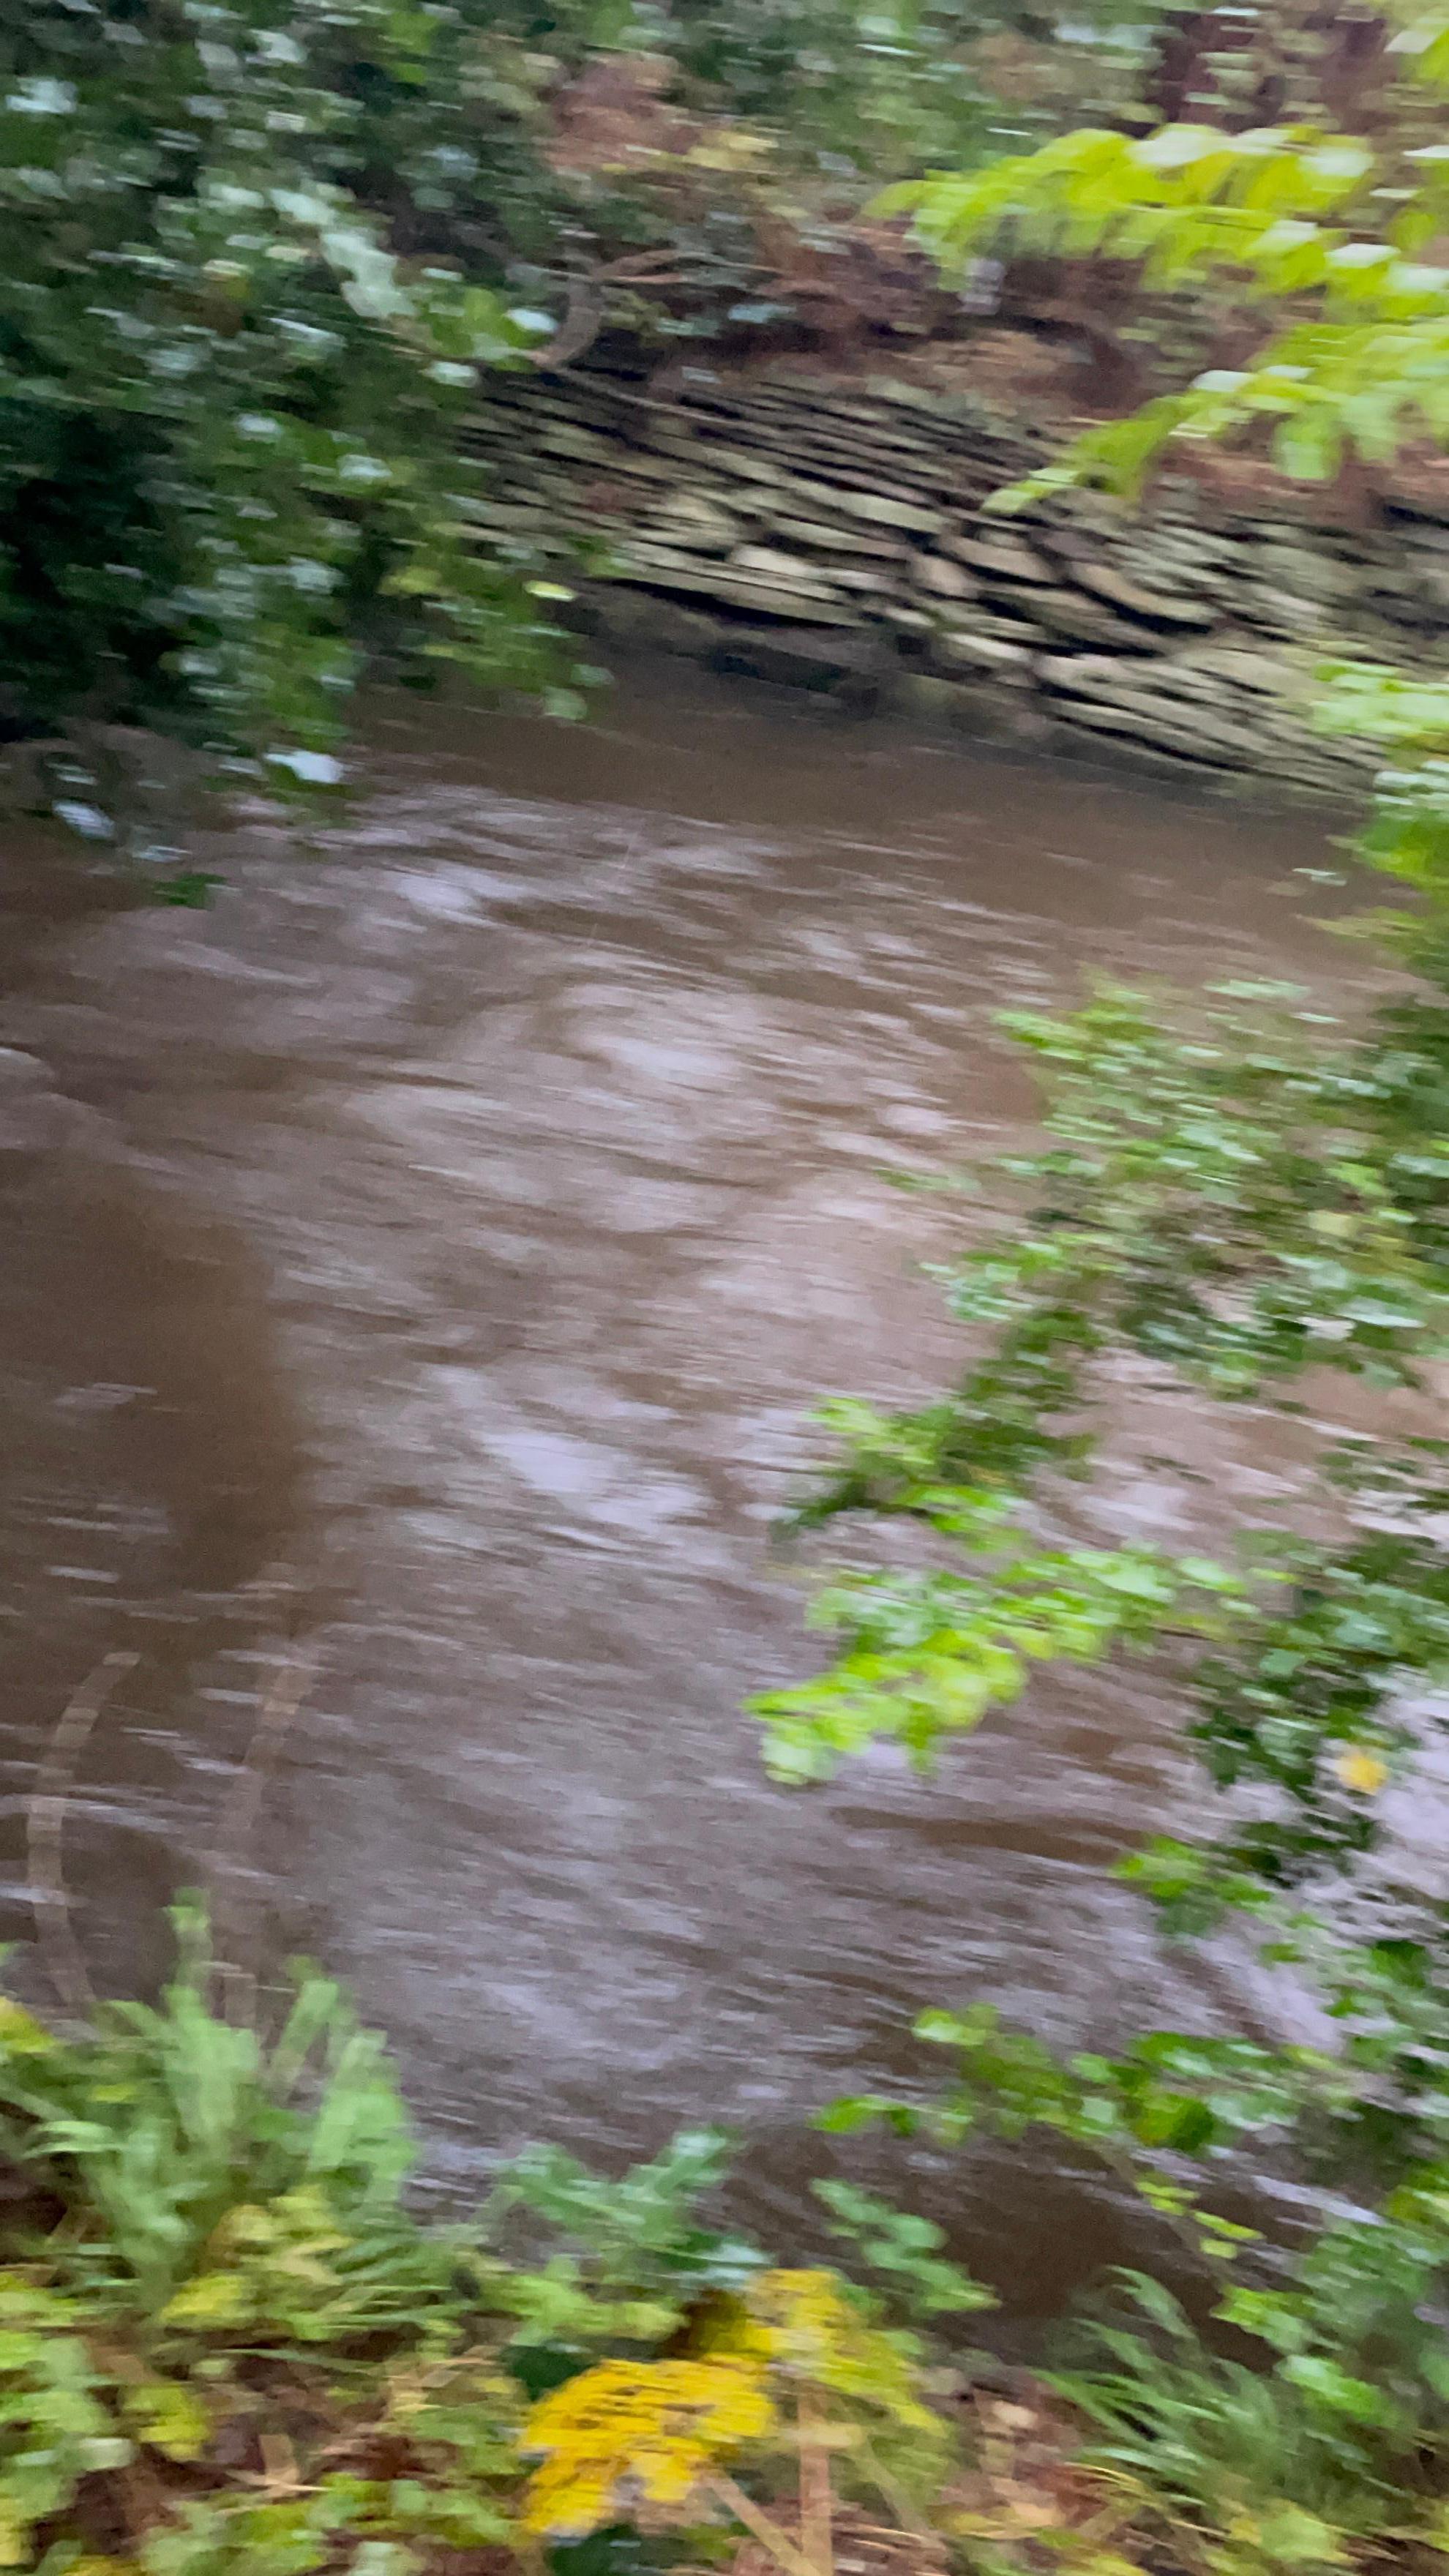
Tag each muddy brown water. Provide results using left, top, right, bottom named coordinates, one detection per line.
left=0, top=664, right=1356, bottom=2338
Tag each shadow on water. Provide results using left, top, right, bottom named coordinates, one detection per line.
left=0, top=662, right=1355, bottom=2337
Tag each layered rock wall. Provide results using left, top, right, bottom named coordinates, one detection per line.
left=462, top=367, right=1449, bottom=794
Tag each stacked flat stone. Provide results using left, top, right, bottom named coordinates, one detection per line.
left=460, top=364, right=1449, bottom=795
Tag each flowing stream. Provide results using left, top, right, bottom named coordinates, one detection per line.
left=0, top=662, right=1352, bottom=2337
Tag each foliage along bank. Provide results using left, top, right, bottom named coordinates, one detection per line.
left=15, top=15, right=1449, bottom=2576
left=742, top=15, right=1449, bottom=2576
left=0, top=1909, right=984, bottom=2576
left=7, top=0, right=1434, bottom=880
left=0, top=0, right=1180, bottom=884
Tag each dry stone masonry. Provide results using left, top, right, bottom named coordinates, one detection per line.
left=462, top=364, right=1449, bottom=795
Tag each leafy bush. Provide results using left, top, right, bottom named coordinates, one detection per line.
left=746, top=8, right=1449, bottom=2567
left=0, top=0, right=1187, bottom=875
left=0, top=0, right=610, bottom=852
left=0, top=1909, right=971, bottom=2576
left=757, top=845, right=1449, bottom=2558
left=879, top=4, right=1449, bottom=498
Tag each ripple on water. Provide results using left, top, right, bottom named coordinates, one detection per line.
left=0, top=665, right=1358, bottom=2315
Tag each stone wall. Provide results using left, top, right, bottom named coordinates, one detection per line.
left=462, top=365, right=1449, bottom=795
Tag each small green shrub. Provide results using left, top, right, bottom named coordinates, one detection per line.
left=0, top=1909, right=970, bottom=2576
left=747, top=17, right=1449, bottom=2569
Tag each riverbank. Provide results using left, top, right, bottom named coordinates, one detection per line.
left=0, top=1914, right=952, bottom=2576
left=5, top=1925, right=1445, bottom=2576
left=463, top=362, right=1449, bottom=796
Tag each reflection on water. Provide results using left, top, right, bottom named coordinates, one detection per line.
left=0, top=663, right=1344, bottom=2334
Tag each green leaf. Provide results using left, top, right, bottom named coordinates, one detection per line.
left=1273, top=411, right=1344, bottom=481
left=121, top=2381, right=212, bottom=2462
left=1279, top=2355, right=1401, bottom=2425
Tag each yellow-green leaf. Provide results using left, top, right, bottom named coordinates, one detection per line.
left=160, top=2270, right=255, bottom=2329
left=121, top=2378, right=213, bottom=2461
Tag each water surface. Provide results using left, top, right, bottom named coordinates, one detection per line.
left=0, top=664, right=1345, bottom=2333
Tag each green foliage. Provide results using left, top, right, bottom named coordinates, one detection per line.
left=0, top=2275, right=132, bottom=2564
left=761, top=939, right=1449, bottom=2540
left=879, top=40, right=1449, bottom=498
left=0, top=1913, right=962, bottom=2576
left=489, top=2126, right=763, bottom=2297
left=1049, top=2275, right=1407, bottom=2568
left=752, top=18, right=1449, bottom=2559
left=811, top=2181, right=994, bottom=2319
left=664, top=0, right=1173, bottom=184
left=0, top=1917, right=517, bottom=2565
left=0, top=1902, right=421, bottom=2318
left=753, top=1522, right=1248, bottom=1785
left=0, top=0, right=1188, bottom=868
left=749, top=966, right=1449, bottom=1795
left=482, top=2129, right=767, bottom=2374
left=0, top=0, right=603, bottom=862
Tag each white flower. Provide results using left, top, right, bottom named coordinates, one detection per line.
left=7, top=78, right=77, bottom=114
left=266, top=748, right=343, bottom=785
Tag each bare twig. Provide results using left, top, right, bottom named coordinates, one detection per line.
left=529, top=244, right=703, bottom=372
left=798, top=2391, right=834, bottom=2576
left=853, top=2446, right=945, bottom=2547
left=531, top=272, right=605, bottom=371
left=708, top=2476, right=821, bottom=2576
left=28, top=1650, right=138, bottom=2018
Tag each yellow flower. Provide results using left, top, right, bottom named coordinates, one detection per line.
left=1333, top=1748, right=1388, bottom=1796
left=743, top=2272, right=935, bottom=2428
left=121, top=2378, right=211, bottom=2462
left=690, top=2271, right=936, bottom=2434
left=521, top=2356, right=775, bottom=2538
